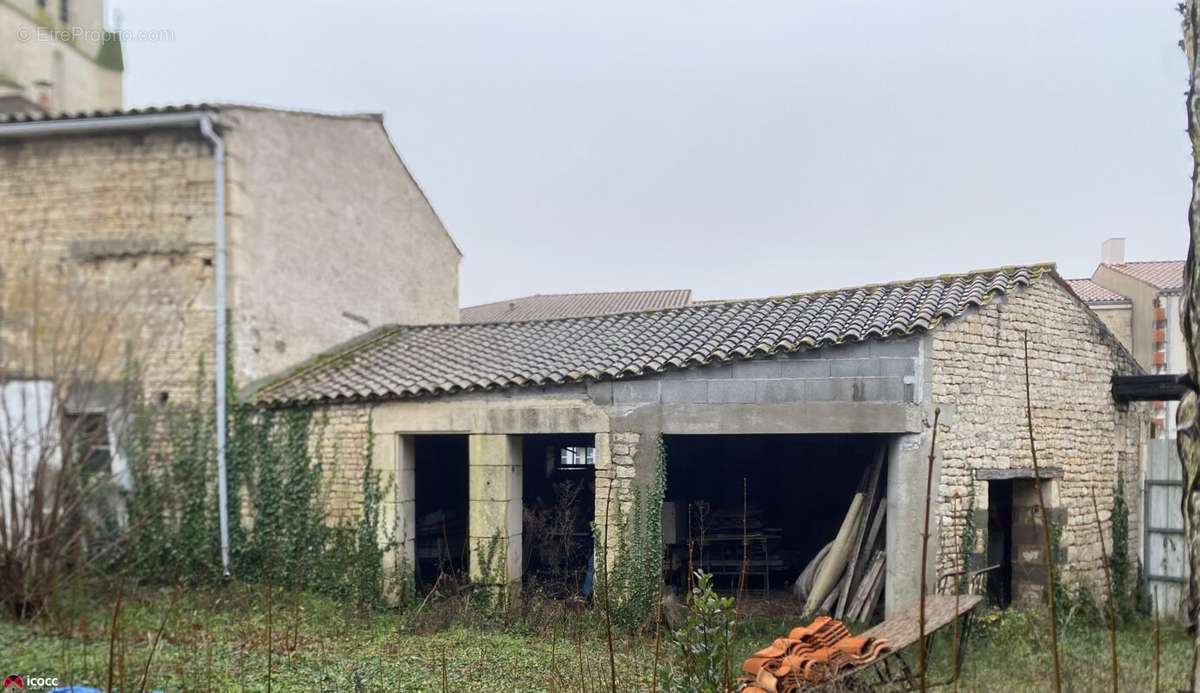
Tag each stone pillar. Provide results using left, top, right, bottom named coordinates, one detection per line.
left=468, top=434, right=523, bottom=593
left=378, top=432, right=416, bottom=602
left=885, top=430, right=940, bottom=617
left=594, top=431, right=639, bottom=571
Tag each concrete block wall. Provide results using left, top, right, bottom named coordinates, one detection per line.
left=586, top=338, right=921, bottom=407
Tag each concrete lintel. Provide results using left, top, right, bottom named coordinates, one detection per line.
left=976, top=467, right=1064, bottom=481
left=371, top=397, right=609, bottom=435
left=612, top=402, right=921, bottom=435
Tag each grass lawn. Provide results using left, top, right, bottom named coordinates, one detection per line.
left=1, top=585, right=1190, bottom=692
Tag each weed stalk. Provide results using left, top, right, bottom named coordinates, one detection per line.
left=1090, top=486, right=1119, bottom=692
left=266, top=576, right=274, bottom=693
left=600, top=481, right=618, bottom=693
left=950, top=494, right=962, bottom=692
left=917, top=406, right=941, bottom=692
left=1023, top=331, right=1062, bottom=693
left=104, top=575, right=125, bottom=693
left=138, top=587, right=178, bottom=693
left=1153, top=585, right=1161, bottom=693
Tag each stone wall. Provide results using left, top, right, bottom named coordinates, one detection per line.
left=308, top=401, right=375, bottom=522
left=0, top=129, right=218, bottom=403
left=1, top=107, right=463, bottom=404
left=594, top=431, right=640, bottom=569
left=930, top=276, right=1146, bottom=592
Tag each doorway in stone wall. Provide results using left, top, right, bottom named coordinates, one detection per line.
left=985, top=474, right=1057, bottom=609
left=986, top=480, right=1014, bottom=607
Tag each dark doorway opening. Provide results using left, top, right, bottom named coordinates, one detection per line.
left=662, top=434, right=887, bottom=600
left=987, top=480, right=1014, bottom=608
left=414, top=435, right=469, bottom=589
left=522, top=434, right=596, bottom=597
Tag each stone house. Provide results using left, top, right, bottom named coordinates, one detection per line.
left=253, top=264, right=1146, bottom=615
left=0, top=104, right=461, bottom=508
left=0, top=0, right=124, bottom=114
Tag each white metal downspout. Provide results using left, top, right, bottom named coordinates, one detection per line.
left=199, top=116, right=231, bottom=577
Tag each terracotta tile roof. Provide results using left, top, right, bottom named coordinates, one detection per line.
left=460, top=289, right=692, bottom=323
left=253, top=264, right=1052, bottom=405
left=1103, top=261, right=1185, bottom=291
left=1066, top=278, right=1130, bottom=305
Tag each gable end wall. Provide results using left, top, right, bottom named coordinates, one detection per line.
left=930, top=276, right=1146, bottom=597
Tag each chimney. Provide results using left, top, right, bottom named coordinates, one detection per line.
left=1101, top=237, right=1126, bottom=265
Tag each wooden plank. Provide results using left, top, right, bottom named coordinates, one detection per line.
left=847, top=550, right=885, bottom=618
left=836, top=449, right=885, bottom=618
left=859, top=500, right=887, bottom=580
left=856, top=556, right=887, bottom=622
left=860, top=594, right=982, bottom=649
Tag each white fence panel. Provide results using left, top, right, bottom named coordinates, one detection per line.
left=1145, top=440, right=1187, bottom=617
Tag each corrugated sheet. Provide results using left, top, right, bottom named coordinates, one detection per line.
left=460, top=289, right=693, bottom=323
left=254, top=264, right=1052, bottom=405
left=1104, top=261, right=1185, bottom=291
left=1066, top=278, right=1129, bottom=304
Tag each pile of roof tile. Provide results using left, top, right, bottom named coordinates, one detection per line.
left=739, top=616, right=891, bottom=692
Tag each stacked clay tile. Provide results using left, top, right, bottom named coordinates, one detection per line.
left=739, top=616, right=891, bottom=692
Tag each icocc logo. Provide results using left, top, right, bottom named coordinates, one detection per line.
left=3, top=674, right=61, bottom=689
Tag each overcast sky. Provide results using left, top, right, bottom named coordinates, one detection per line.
left=112, top=0, right=1189, bottom=306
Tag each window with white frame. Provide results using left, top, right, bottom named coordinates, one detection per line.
left=559, top=446, right=596, bottom=468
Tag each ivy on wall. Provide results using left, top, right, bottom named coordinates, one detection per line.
left=121, top=361, right=386, bottom=610
left=595, top=434, right=668, bottom=631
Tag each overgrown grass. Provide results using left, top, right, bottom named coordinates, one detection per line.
left=1, top=586, right=1189, bottom=692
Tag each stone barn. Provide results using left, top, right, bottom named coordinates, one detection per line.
left=251, top=263, right=1146, bottom=615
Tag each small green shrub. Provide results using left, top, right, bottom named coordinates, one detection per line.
left=658, top=571, right=738, bottom=693
left=469, top=529, right=509, bottom=614
left=1109, top=472, right=1142, bottom=619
